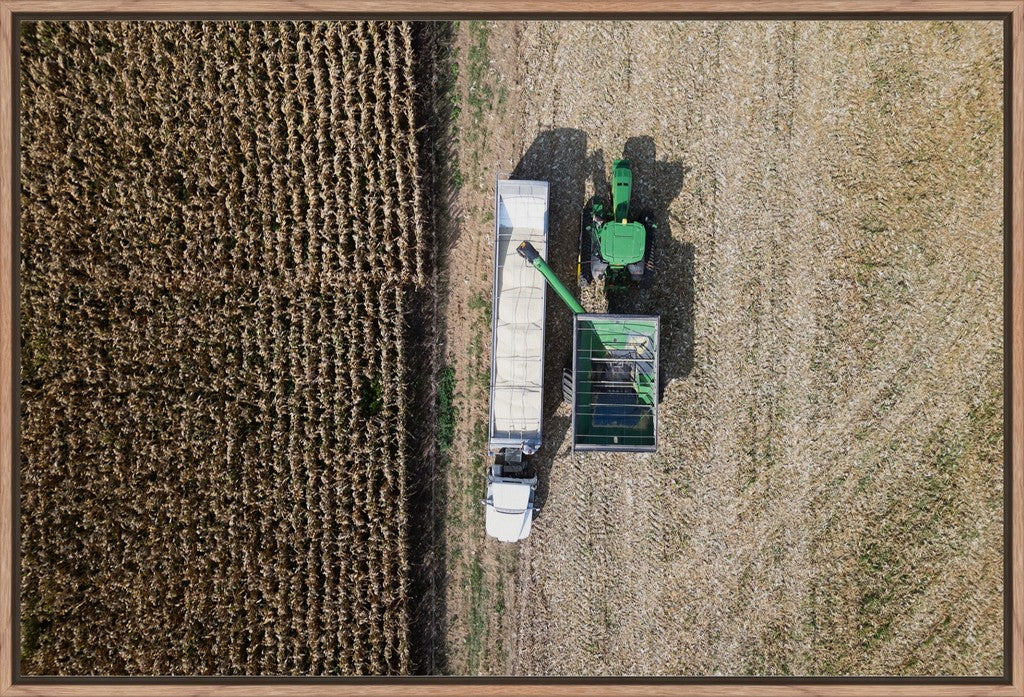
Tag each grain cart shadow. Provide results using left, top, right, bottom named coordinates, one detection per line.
left=606, top=135, right=694, bottom=388
left=511, top=128, right=588, bottom=514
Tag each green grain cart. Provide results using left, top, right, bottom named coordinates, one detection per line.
left=517, top=241, right=659, bottom=452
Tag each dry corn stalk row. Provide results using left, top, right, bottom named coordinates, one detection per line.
left=19, top=20, right=425, bottom=675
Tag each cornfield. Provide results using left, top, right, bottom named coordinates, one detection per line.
left=19, top=20, right=428, bottom=675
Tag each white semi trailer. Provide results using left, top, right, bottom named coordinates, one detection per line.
left=483, top=178, right=549, bottom=542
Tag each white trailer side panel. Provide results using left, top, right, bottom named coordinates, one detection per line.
left=488, top=179, right=549, bottom=453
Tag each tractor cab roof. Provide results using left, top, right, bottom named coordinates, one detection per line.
left=599, top=220, right=646, bottom=267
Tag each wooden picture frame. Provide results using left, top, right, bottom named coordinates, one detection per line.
left=0, top=1, right=1020, bottom=695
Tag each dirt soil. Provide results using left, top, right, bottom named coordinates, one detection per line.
left=439, top=20, right=1004, bottom=676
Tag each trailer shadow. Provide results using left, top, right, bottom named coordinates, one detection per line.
left=510, top=126, right=590, bottom=413
left=510, top=132, right=694, bottom=514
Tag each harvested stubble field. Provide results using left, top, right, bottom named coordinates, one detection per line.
left=20, top=20, right=429, bottom=675
left=440, top=20, right=1005, bottom=676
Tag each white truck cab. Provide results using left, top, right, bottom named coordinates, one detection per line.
left=484, top=469, right=538, bottom=543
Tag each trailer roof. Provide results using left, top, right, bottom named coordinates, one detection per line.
left=489, top=179, right=549, bottom=452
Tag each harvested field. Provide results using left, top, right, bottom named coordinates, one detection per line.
left=19, top=20, right=428, bottom=675
left=440, top=20, right=1004, bottom=676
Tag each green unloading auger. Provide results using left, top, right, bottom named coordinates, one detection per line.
left=516, top=241, right=585, bottom=315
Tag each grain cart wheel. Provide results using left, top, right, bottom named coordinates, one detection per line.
left=562, top=366, right=574, bottom=404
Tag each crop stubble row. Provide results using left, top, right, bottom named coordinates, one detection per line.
left=19, top=21, right=426, bottom=675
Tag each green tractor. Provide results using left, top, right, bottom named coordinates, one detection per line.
left=579, top=159, right=656, bottom=286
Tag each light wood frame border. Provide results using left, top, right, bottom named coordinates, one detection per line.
left=0, top=2, right=1019, bottom=696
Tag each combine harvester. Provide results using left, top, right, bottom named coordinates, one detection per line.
left=484, top=160, right=659, bottom=542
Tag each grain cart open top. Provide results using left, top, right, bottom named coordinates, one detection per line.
left=484, top=178, right=548, bottom=542
left=572, top=314, right=659, bottom=451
